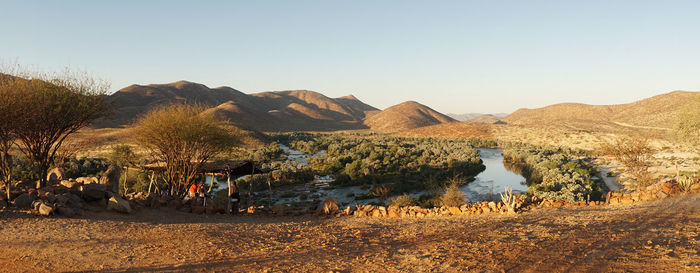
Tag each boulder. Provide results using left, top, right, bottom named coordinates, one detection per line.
left=57, top=193, right=84, bottom=209
left=317, top=197, right=339, bottom=215
left=107, top=195, right=132, bottom=213
left=344, top=205, right=355, bottom=216
left=80, top=183, right=107, bottom=201
left=100, top=165, right=121, bottom=193
left=13, top=193, right=35, bottom=209
left=47, top=167, right=65, bottom=185
left=38, top=202, right=54, bottom=216
left=76, top=177, right=99, bottom=185
left=60, top=180, right=78, bottom=189
left=448, top=206, right=462, bottom=215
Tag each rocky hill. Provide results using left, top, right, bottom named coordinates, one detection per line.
left=100, top=81, right=380, bottom=131
left=503, top=91, right=700, bottom=129
left=364, top=101, right=456, bottom=132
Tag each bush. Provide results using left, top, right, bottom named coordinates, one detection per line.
left=677, top=176, right=696, bottom=192
left=390, top=194, right=417, bottom=207
left=440, top=183, right=466, bottom=207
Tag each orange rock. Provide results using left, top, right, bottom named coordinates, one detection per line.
left=448, top=206, right=462, bottom=215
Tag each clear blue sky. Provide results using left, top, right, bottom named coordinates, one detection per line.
left=2, top=1, right=700, bottom=113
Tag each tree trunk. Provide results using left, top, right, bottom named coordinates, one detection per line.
left=123, top=166, right=129, bottom=196
left=148, top=171, right=155, bottom=194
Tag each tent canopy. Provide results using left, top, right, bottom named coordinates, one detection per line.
left=140, top=160, right=270, bottom=176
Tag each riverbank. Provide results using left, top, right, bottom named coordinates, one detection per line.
left=1, top=193, right=697, bottom=272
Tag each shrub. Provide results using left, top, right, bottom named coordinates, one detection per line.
left=390, top=194, right=417, bottom=207
left=677, top=176, right=695, bottom=192
left=440, top=183, right=466, bottom=207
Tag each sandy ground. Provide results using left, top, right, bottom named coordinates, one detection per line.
left=1, top=194, right=698, bottom=273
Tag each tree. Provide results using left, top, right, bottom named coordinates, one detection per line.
left=0, top=74, right=25, bottom=201
left=4, top=70, right=111, bottom=188
left=600, top=137, right=655, bottom=189
left=131, top=104, right=238, bottom=196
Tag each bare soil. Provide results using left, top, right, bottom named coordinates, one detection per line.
left=1, top=194, right=698, bottom=273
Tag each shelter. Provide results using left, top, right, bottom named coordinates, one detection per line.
left=139, top=160, right=272, bottom=211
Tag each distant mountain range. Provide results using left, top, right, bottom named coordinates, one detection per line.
left=99, top=80, right=456, bottom=132
left=96, top=80, right=699, bottom=135
left=447, top=113, right=509, bottom=122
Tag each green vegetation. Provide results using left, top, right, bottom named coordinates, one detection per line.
left=502, top=143, right=603, bottom=202
left=270, top=133, right=486, bottom=195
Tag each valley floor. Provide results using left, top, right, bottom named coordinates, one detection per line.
left=1, top=194, right=698, bottom=273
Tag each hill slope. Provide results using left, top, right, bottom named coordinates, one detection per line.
left=364, top=101, right=456, bottom=132
left=503, top=91, right=700, bottom=129
left=101, top=81, right=379, bottom=132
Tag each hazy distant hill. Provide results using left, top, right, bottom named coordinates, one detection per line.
left=364, top=101, right=456, bottom=132
left=448, top=112, right=508, bottom=122
left=469, top=114, right=506, bottom=124
left=503, top=91, right=700, bottom=129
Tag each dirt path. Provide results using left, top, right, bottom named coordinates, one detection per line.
left=1, top=194, right=698, bottom=273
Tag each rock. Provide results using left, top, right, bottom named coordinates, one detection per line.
left=13, top=193, right=35, bottom=209
left=661, top=181, right=680, bottom=195
left=448, top=206, right=462, bottom=215
left=60, top=180, right=77, bottom=189
left=344, top=205, right=355, bottom=216
left=107, top=195, right=132, bottom=214
left=371, top=209, right=383, bottom=217
left=80, top=183, right=107, bottom=201
left=47, top=167, right=65, bottom=185
left=76, top=177, right=99, bottom=185
left=38, top=202, right=54, bottom=216
left=388, top=206, right=400, bottom=218
left=57, top=193, right=84, bottom=209
left=56, top=206, right=76, bottom=217
left=100, top=165, right=121, bottom=193
left=317, top=197, right=339, bottom=215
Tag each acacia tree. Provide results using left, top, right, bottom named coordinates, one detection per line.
left=131, top=104, right=238, bottom=196
left=9, top=71, right=111, bottom=188
left=0, top=74, right=25, bottom=201
left=600, top=137, right=655, bottom=189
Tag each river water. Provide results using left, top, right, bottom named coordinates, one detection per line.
left=459, top=148, right=527, bottom=202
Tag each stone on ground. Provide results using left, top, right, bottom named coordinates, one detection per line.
left=47, top=167, right=65, bottom=185
left=317, top=197, right=339, bottom=215
left=81, top=183, right=107, bottom=201
left=100, top=165, right=121, bottom=193
left=107, top=195, right=132, bottom=214
left=13, top=193, right=35, bottom=209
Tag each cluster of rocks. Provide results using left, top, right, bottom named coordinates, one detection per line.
left=607, top=179, right=699, bottom=205
left=1, top=166, right=135, bottom=217
left=341, top=200, right=524, bottom=219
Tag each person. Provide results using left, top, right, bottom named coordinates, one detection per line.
left=229, top=184, right=240, bottom=215
left=183, top=182, right=198, bottom=202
